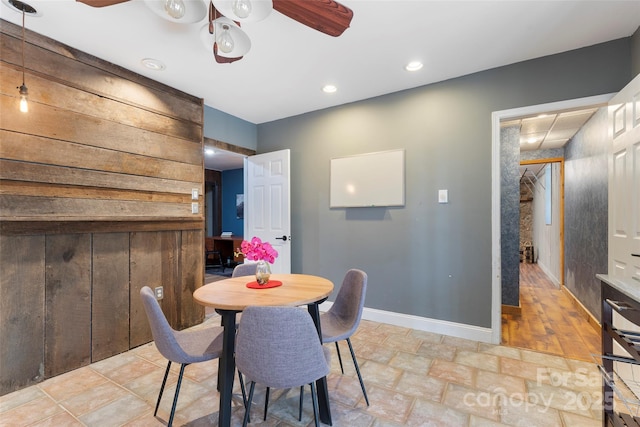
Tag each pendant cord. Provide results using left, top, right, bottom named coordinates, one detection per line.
left=21, top=6, right=25, bottom=86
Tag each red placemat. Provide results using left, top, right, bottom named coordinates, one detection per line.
left=246, top=280, right=283, bottom=289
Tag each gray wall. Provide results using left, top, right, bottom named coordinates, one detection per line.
left=500, top=126, right=520, bottom=306
left=204, top=106, right=257, bottom=149
left=256, top=38, right=632, bottom=329
left=564, top=107, right=609, bottom=319
left=520, top=148, right=564, bottom=162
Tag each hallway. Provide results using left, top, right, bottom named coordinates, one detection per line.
left=501, top=263, right=601, bottom=362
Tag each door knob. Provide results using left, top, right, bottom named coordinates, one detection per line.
left=275, top=235, right=288, bottom=241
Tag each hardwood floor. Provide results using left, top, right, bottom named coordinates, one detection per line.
left=501, top=262, right=601, bottom=362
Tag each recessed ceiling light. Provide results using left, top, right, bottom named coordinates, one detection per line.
left=405, top=61, right=423, bottom=72
left=322, top=85, right=337, bottom=94
left=204, top=148, right=215, bottom=155
left=141, top=58, right=166, bottom=71
left=4, top=0, right=41, bottom=16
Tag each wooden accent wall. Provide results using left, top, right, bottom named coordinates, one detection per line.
left=0, top=19, right=205, bottom=395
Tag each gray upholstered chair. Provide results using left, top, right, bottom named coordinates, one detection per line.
left=220, top=263, right=259, bottom=328
left=232, top=262, right=258, bottom=277
left=321, top=268, right=369, bottom=405
left=235, top=306, right=330, bottom=427
left=139, top=286, right=224, bottom=426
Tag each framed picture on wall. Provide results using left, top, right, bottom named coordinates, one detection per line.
left=236, top=194, right=244, bottom=219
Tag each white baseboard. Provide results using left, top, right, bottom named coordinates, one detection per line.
left=319, top=301, right=494, bottom=344
left=536, top=261, right=560, bottom=287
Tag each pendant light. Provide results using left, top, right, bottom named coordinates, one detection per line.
left=164, top=0, right=186, bottom=19
left=17, top=1, right=28, bottom=112
left=212, top=0, right=272, bottom=23
left=144, top=0, right=208, bottom=24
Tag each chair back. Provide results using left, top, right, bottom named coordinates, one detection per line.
left=140, top=286, right=191, bottom=363
left=328, top=269, right=367, bottom=337
left=232, top=263, right=258, bottom=278
left=235, top=306, right=329, bottom=389
left=205, top=237, right=215, bottom=252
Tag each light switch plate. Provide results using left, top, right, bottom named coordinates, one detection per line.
left=191, top=202, right=199, bottom=214
left=191, top=188, right=199, bottom=200
left=438, top=189, right=448, bottom=203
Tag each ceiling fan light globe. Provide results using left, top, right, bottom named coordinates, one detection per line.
left=165, top=0, right=186, bottom=18
left=200, top=19, right=251, bottom=58
left=217, top=26, right=235, bottom=53
left=145, top=0, right=207, bottom=24
left=213, top=0, right=272, bottom=22
left=232, top=0, right=252, bottom=19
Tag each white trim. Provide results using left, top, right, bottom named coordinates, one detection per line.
left=537, top=260, right=561, bottom=287
left=490, top=93, right=615, bottom=345
left=320, top=302, right=493, bottom=344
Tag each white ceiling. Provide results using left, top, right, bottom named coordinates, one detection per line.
left=205, top=147, right=245, bottom=170
left=502, top=106, right=600, bottom=152
left=2, top=1, right=638, bottom=171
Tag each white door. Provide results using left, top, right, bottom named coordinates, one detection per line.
left=608, top=73, right=640, bottom=284
left=607, top=73, right=640, bottom=390
left=244, top=149, right=291, bottom=274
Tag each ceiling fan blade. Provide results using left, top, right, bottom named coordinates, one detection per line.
left=76, top=0, right=130, bottom=7
left=272, top=0, right=353, bottom=37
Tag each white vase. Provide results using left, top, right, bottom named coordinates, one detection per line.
left=255, top=260, right=271, bottom=285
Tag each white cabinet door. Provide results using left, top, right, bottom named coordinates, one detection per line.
left=608, top=73, right=640, bottom=285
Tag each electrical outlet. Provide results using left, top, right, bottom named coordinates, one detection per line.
left=191, top=188, right=199, bottom=200
left=191, top=202, right=199, bottom=214
left=154, top=286, right=163, bottom=300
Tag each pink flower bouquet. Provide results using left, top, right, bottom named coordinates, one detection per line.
left=240, top=237, right=278, bottom=264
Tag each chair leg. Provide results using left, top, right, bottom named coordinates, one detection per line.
left=155, top=361, right=172, bottom=416
left=168, top=364, right=187, bottom=427
left=237, top=371, right=249, bottom=423
left=335, top=342, right=344, bottom=374
left=264, top=387, right=270, bottom=421
left=347, top=338, right=369, bottom=406
left=298, top=385, right=304, bottom=421
left=238, top=371, right=245, bottom=403
left=310, top=382, right=320, bottom=427
left=243, top=382, right=256, bottom=427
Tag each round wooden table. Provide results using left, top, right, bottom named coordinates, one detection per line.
left=193, top=273, right=334, bottom=427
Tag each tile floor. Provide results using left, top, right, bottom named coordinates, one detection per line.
left=0, top=313, right=603, bottom=426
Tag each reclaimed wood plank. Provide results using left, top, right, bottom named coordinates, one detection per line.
left=161, top=231, right=180, bottom=328
left=0, top=123, right=202, bottom=181
left=178, top=229, right=205, bottom=329
left=0, top=195, right=197, bottom=219
left=0, top=159, right=201, bottom=196
left=1, top=220, right=203, bottom=235
left=130, top=231, right=161, bottom=347
left=92, top=233, right=130, bottom=362
left=0, top=180, right=192, bottom=204
left=0, top=234, right=45, bottom=395
left=44, top=234, right=91, bottom=378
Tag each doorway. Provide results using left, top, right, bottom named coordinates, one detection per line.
left=490, top=93, right=614, bottom=345
left=519, top=158, right=564, bottom=286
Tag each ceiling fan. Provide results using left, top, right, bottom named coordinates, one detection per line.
left=76, top=0, right=353, bottom=63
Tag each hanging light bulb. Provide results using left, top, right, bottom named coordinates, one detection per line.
left=217, top=24, right=235, bottom=53
left=164, top=0, right=186, bottom=19
left=231, top=0, right=252, bottom=19
left=17, top=3, right=28, bottom=113
left=18, top=84, right=28, bottom=113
